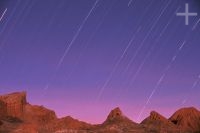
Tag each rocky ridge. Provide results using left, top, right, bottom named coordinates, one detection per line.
left=0, top=92, right=200, bottom=133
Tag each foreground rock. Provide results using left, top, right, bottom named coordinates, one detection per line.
left=0, top=92, right=200, bottom=133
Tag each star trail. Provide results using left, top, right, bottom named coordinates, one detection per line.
left=0, top=8, right=7, bottom=22
left=0, top=0, right=200, bottom=123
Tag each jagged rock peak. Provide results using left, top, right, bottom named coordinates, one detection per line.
left=107, top=107, right=123, bottom=120
left=104, top=107, right=136, bottom=125
left=149, top=111, right=167, bottom=121
left=141, top=110, right=174, bottom=127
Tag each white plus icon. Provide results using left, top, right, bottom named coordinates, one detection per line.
left=176, top=3, right=198, bottom=25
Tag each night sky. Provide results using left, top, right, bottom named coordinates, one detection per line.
left=0, top=0, right=200, bottom=123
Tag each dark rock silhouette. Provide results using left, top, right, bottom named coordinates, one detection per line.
left=0, top=92, right=200, bottom=133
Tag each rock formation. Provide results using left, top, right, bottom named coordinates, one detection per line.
left=0, top=91, right=200, bottom=133
left=0, top=92, right=26, bottom=118
left=141, top=111, right=178, bottom=132
left=52, top=116, right=92, bottom=131
left=96, top=107, right=144, bottom=133
left=0, top=100, right=7, bottom=118
left=24, top=104, right=57, bottom=123
left=141, top=111, right=173, bottom=125
left=104, top=107, right=133, bottom=123
left=169, top=107, right=200, bottom=133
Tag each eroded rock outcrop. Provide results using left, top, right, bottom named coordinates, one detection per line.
left=98, top=107, right=144, bottom=133
left=169, top=107, right=200, bottom=132
left=24, top=104, right=57, bottom=123
left=0, top=92, right=26, bottom=118
left=141, top=111, right=174, bottom=125
left=104, top=107, right=134, bottom=124
left=0, top=100, right=7, bottom=118
left=0, top=92, right=200, bottom=133
left=52, top=116, right=92, bottom=131
left=141, top=111, right=178, bottom=133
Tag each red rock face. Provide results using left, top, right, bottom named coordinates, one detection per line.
left=0, top=92, right=58, bottom=133
left=141, top=111, right=178, bottom=133
left=141, top=111, right=173, bottom=125
left=0, top=100, right=7, bottom=118
left=0, top=92, right=26, bottom=119
left=106, top=107, right=124, bottom=121
left=169, top=107, right=200, bottom=132
left=52, top=116, right=92, bottom=131
left=24, top=104, right=57, bottom=124
left=104, top=107, right=135, bottom=124
left=0, top=92, right=200, bottom=133
left=101, top=107, right=141, bottom=132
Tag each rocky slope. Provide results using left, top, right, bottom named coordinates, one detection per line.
left=94, top=107, right=144, bottom=133
left=141, top=111, right=179, bottom=133
left=0, top=92, right=200, bottom=133
left=169, top=107, right=200, bottom=133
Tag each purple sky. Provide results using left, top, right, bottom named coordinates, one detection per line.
left=0, top=0, right=200, bottom=123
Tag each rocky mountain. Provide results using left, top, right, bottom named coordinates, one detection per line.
left=104, top=107, right=134, bottom=123
left=141, top=111, right=171, bottom=125
left=94, top=107, right=144, bottom=133
left=141, top=111, right=178, bottom=133
left=0, top=91, right=200, bottom=133
left=169, top=107, right=200, bottom=133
